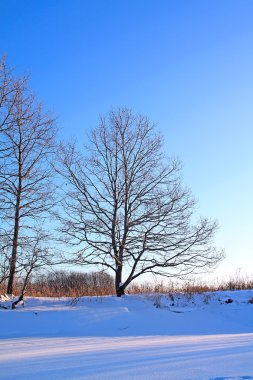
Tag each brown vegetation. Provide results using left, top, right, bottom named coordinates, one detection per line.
left=1, top=271, right=252, bottom=298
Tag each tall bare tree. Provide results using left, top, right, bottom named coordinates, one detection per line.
left=0, top=59, right=56, bottom=294
left=0, top=56, right=27, bottom=291
left=57, top=108, right=224, bottom=296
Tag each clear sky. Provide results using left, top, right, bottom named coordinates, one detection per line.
left=1, top=0, right=253, bottom=280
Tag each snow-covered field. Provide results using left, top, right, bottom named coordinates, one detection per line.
left=1, top=290, right=253, bottom=379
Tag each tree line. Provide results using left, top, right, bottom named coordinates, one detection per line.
left=0, top=57, right=224, bottom=299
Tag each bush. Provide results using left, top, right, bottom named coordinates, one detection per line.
left=24, top=270, right=114, bottom=297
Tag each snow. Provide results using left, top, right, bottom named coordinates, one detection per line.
left=1, top=290, right=253, bottom=379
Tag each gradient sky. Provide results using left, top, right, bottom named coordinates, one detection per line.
left=1, top=0, right=253, bottom=280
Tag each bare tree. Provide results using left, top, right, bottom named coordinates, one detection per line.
left=10, top=227, right=54, bottom=308
left=0, top=56, right=27, bottom=291
left=57, top=108, right=224, bottom=296
left=0, top=61, right=56, bottom=294
left=0, top=227, right=54, bottom=307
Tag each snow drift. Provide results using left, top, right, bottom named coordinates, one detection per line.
left=1, top=290, right=253, bottom=379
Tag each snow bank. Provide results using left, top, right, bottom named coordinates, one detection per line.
left=1, top=290, right=253, bottom=379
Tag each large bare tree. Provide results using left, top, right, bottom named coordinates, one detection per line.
left=57, top=108, right=223, bottom=296
left=0, top=59, right=56, bottom=294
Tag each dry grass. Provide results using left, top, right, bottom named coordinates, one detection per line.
left=1, top=271, right=253, bottom=298
left=0, top=271, right=115, bottom=297
left=129, top=275, right=253, bottom=295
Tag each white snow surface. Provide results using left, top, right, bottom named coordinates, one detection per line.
left=1, top=290, right=253, bottom=379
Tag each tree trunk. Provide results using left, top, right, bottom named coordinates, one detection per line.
left=7, top=184, right=21, bottom=295
left=115, top=265, right=125, bottom=297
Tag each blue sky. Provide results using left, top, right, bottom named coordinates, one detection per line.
left=1, top=0, right=253, bottom=279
